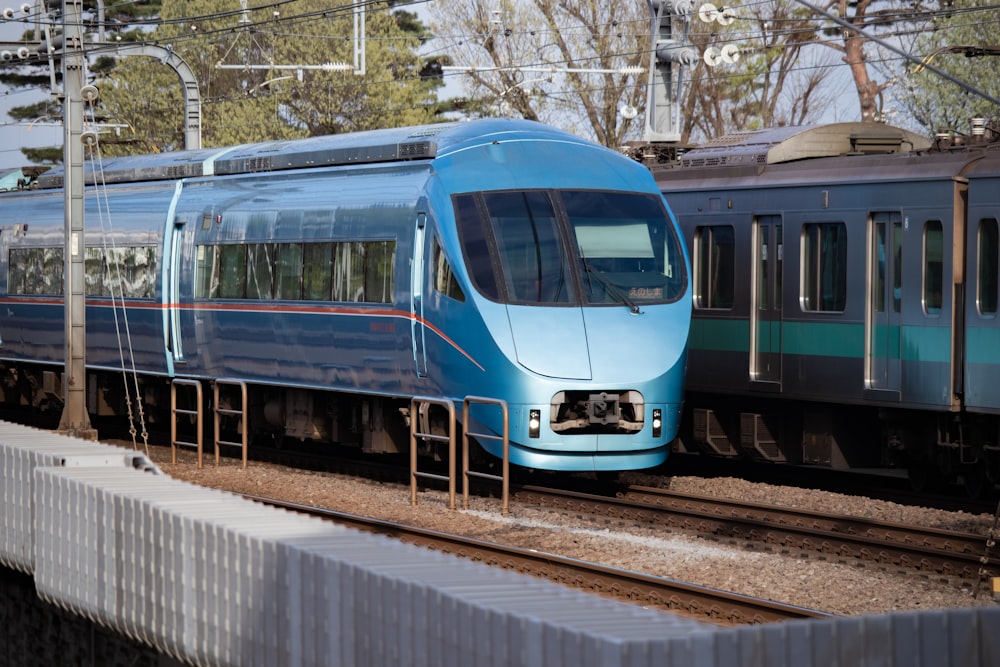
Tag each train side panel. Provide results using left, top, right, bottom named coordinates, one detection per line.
left=165, top=165, right=428, bottom=396
left=657, top=123, right=1000, bottom=491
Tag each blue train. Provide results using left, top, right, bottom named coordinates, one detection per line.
left=653, top=121, right=1000, bottom=494
left=0, top=119, right=691, bottom=472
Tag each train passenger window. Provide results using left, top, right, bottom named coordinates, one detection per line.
left=693, top=226, right=734, bottom=309
left=195, top=245, right=218, bottom=298
left=247, top=243, right=275, bottom=300
left=433, top=238, right=465, bottom=302
left=332, top=242, right=366, bottom=302
left=5, top=248, right=59, bottom=295
left=923, top=221, right=943, bottom=316
left=13, top=247, right=65, bottom=295
left=978, top=219, right=998, bottom=316
left=364, top=241, right=395, bottom=304
left=218, top=245, right=247, bottom=299
left=801, top=223, right=846, bottom=312
left=43, top=248, right=63, bottom=295
left=274, top=244, right=303, bottom=300
left=302, top=243, right=332, bottom=301
left=85, top=247, right=105, bottom=296
left=118, top=246, right=157, bottom=299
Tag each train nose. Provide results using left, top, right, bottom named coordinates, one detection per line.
left=507, top=306, right=592, bottom=379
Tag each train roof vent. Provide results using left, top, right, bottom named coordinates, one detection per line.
left=35, top=150, right=214, bottom=189
left=679, top=123, right=932, bottom=168
left=212, top=138, right=438, bottom=176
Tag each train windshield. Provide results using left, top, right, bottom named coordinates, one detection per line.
left=454, top=189, right=686, bottom=307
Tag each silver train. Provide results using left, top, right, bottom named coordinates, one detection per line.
left=654, top=121, right=1000, bottom=495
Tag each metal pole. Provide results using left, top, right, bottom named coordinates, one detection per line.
left=57, top=0, right=96, bottom=439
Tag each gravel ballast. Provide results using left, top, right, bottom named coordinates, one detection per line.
left=139, top=444, right=997, bottom=617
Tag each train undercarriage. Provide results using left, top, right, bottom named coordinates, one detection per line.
left=0, top=363, right=421, bottom=459
left=678, top=393, right=1000, bottom=497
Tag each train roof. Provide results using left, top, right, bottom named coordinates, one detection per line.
left=31, top=119, right=589, bottom=190
left=676, top=123, right=932, bottom=169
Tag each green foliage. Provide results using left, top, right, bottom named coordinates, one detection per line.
left=21, top=146, right=63, bottom=164
left=889, top=2, right=1000, bottom=135
left=94, top=0, right=442, bottom=155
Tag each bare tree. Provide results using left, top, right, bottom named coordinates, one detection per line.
left=428, top=0, right=649, bottom=147
left=806, top=0, right=937, bottom=122
left=432, top=0, right=834, bottom=147
left=680, top=0, right=835, bottom=142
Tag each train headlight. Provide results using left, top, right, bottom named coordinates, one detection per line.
left=652, top=409, right=662, bottom=438
left=528, top=409, right=541, bottom=438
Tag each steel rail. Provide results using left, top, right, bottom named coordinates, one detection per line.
left=511, top=484, right=998, bottom=581
left=243, top=494, right=832, bottom=626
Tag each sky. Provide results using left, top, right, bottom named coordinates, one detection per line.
left=1, top=15, right=62, bottom=171
left=0, top=2, right=865, bottom=172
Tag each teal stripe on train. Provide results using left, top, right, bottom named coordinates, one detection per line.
left=691, top=319, right=953, bottom=363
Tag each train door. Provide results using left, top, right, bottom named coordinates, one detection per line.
left=866, top=211, right=902, bottom=396
left=165, top=217, right=187, bottom=369
left=411, top=211, right=428, bottom=377
left=750, top=217, right=782, bottom=387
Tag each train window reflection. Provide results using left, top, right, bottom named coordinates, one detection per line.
left=484, top=191, right=571, bottom=304
left=275, top=244, right=303, bottom=300
left=433, top=238, right=464, bottom=302
left=218, top=245, right=247, bottom=299
left=978, top=219, right=998, bottom=316
left=693, top=226, right=734, bottom=309
left=10, top=245, right=154, bottom=299
left=454, top=194, right=499, bottom=300
left=7, top=247, right=63, bottom=295
left=247, top=244, right=275, bottom=300
left=332, top=242, right=365, bottom=302
left=302, top=243, right=332, bottom=301
left=801, top=222, right=847, bottom=312
left=196, top=240, right=395, bottom=304
left=563, top=191, right=684, bottom=305
left=455, top=189, right=685, bottom=306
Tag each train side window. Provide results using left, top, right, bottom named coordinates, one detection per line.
left=923, top=221, right=943, bottom=316
left=247, top=243, right=275, bottom=300
left=85, top=247, right=105, bottom=296
left=120, top=246, right=157, bottom=299
left=801, top=223, right=846, bottom=312
left=302, top=243, right=332, bottom=301
left=433, top=237, right=465, bottom=302
left=365, top=240, right=395, bottom=304
left=274, top=243, right=303, bottom=300
left=195, top=245, right=220, bottom=299
left=693, top=225, right=734, bottom=309
left=6, top=247, right=55, bottom=294
left=978, top=219, right=998, bottom=316
left=41, top=247, right=63, bottom=295
left=332, top=242, right=365, bottom=302
left=217, top=245, right=247, bottom=299
left=8, top=249, right=26, bottom=294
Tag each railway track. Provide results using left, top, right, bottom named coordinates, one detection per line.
left=509, top=484, right=999, bottom=583
left=244, top=494, right=831, bottom=626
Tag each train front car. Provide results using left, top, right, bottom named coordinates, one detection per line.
left=426, top=121, right=691, bottom=471
left=0, top=120, right=689, bottom=474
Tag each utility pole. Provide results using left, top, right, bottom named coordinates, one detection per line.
left=57, top=0, right=96, bottom=439
left=642, top=0, right=696, bottom=143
